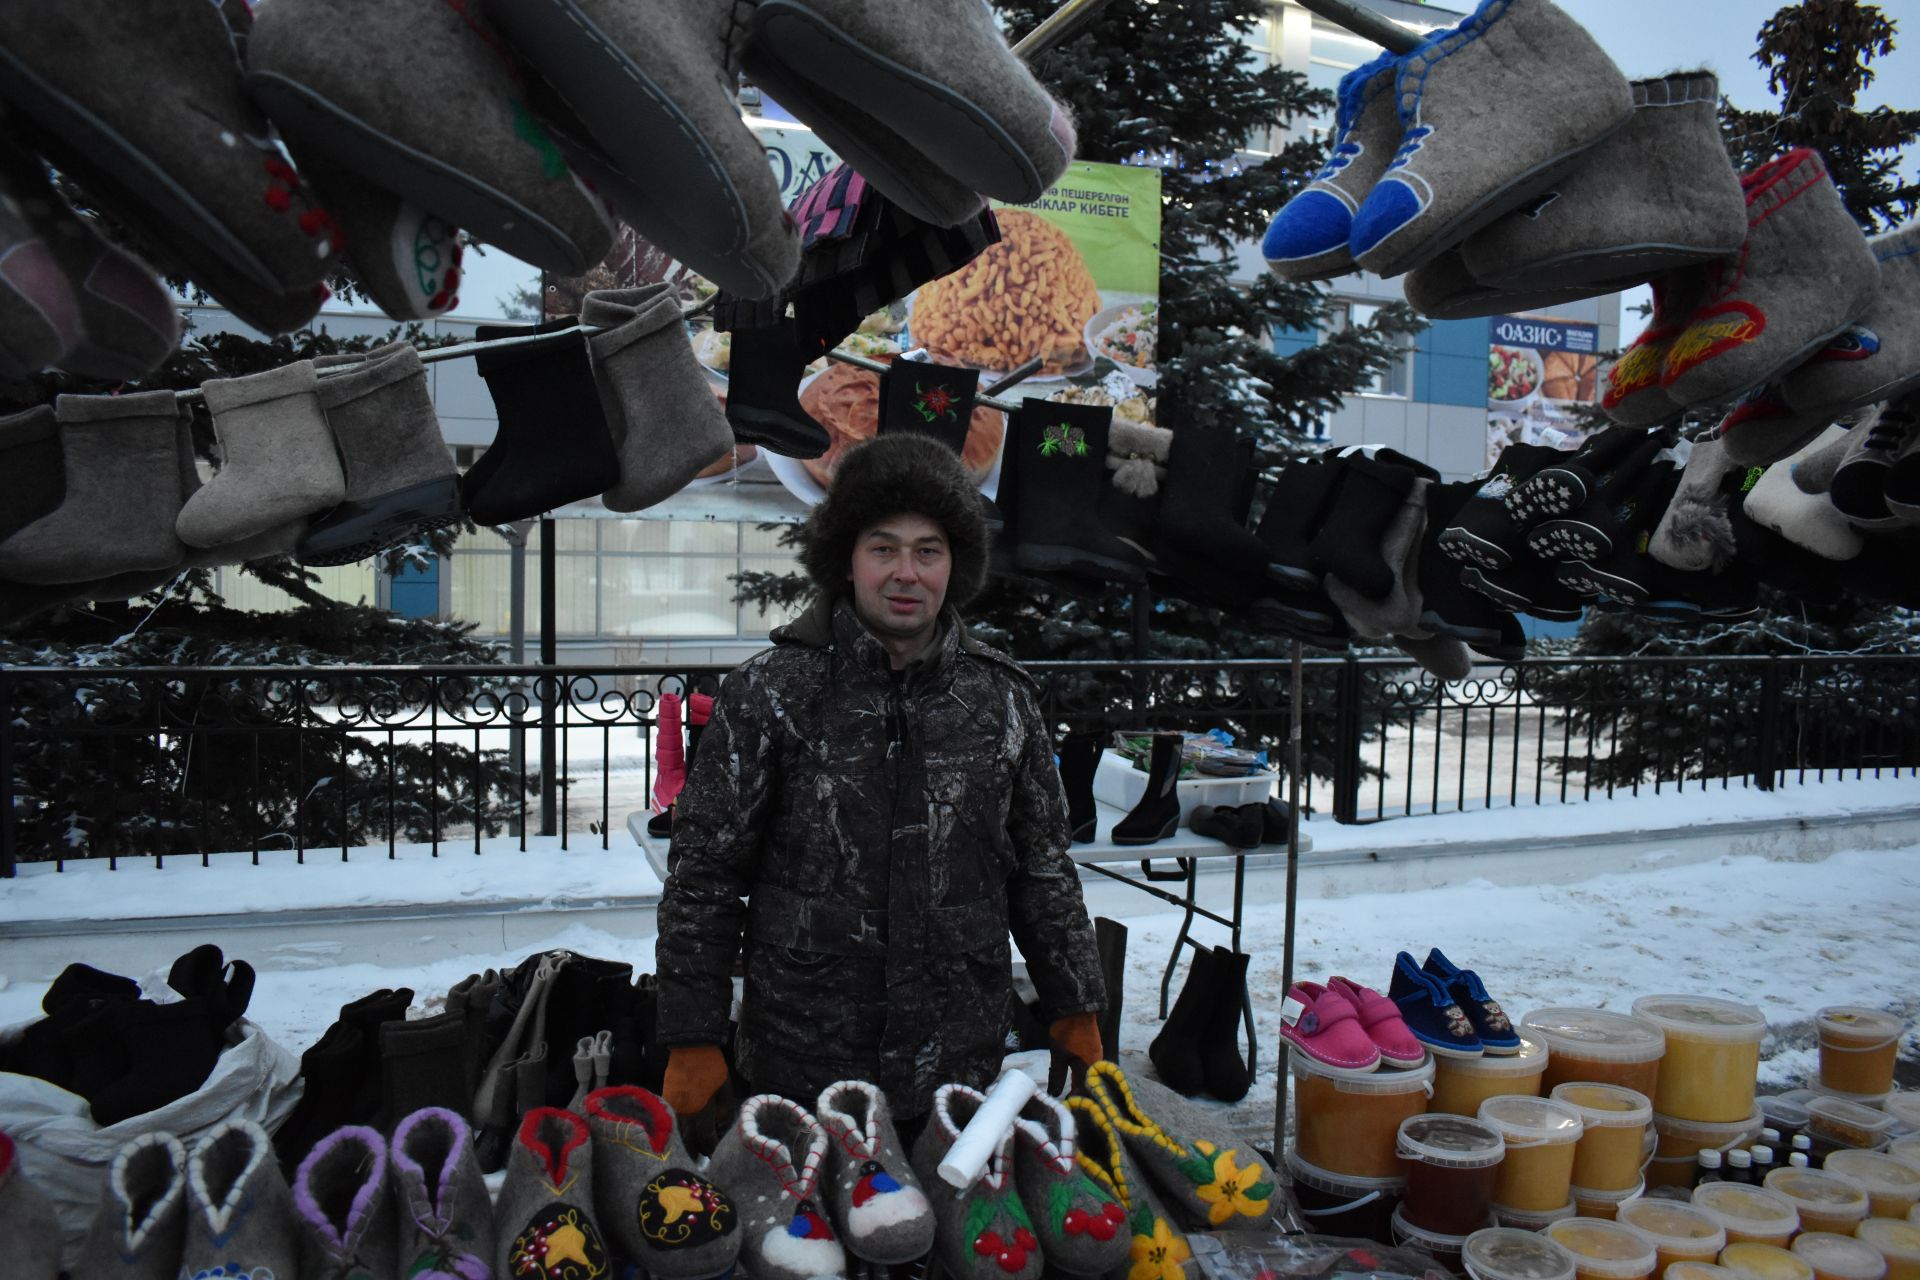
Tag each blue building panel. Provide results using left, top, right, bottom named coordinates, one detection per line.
left=389, top=558, right=441, bottom=620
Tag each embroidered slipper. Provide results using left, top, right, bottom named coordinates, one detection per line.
left=1387, top=951, right=1483, bottom=1058
left=707, top=1095, right=845, bottom=1280
left=1423, top=949, right=1523, bottom=1054
left=1279, top=981, right=1385, bottom=1073
left=1010, top=1091, right=1132, bottom=1278
left=816, top=1079, right=935, bottom=1266
left=1780, top=225, right=1920, bottom=423
left=1063, top=1093, right=1191, bottom=1280
left=292, top=1125, right=400, bottom=1280
left=1083, top=1059, right=1279, bottom=1231
left=1263, top=51, right=1403, bottom=280
left=388, top=1108, right=495, bottom=1280
left=909, top=1083, right=1044, bottom=1280
left=1326, top=977, right=1427, bottom=1069
left=584, top=1085, right=741, bottom=1279
left=1602, top=267, right=1707, bottom=426
left=181, top=1120, right=303, bottom=1280
left=494, top=1108, right=612, bottom=1280
left=73, top=1131, right=190, bottom=1280
left=1349, top=0, right=1634, bottom=278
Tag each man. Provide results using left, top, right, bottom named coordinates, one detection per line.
left=654, top=432, right=1106, bottom=1141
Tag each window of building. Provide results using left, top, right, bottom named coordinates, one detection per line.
left=1325, top=299, right=1413, bottom=399
left=211, top=562, right=380, bottom=613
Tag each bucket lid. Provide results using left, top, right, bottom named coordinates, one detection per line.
left=1790, top=1234, right=1889, bottom=1280
left=1444, top=1034, right=1550, bottom=1078
left=1480, top=1095, right=1585, bottom=1145
left=1720, top=1243, right=1815, bottom=1280
left=1654, top=1109, right=1766, bottom=1145
left=1617, top=1198, right=1728, bottom=1249
left=1890, top=1135, right=1920, bottom=1172
left=1885, top=1095, right=1920, bottom=1131
left=1856, top=1218, right=1920, bottom=1263
left=1631, top=994, right=1768, bottom=1043
left=1463, top=1228, right=1578, bottom=1280
left=1691, top=1183, right=1801, bottom=1235
left=1293, top=1051, right=1437, bottom=1092
left=1574, top=1178, right=1647, bottom=1207
left=1665, top=1265, right=1742, bottom=1280
left=1493, top=1201, right=1577, bottom=1229
left=1521, top=1008, right=1666, bottom=1062
left=1825, top=1149, right=1920, bottom=1194
left=1809, top=1097, right=1899, bottom=1136
left=1393, top=1204, right=1482, bottom=1253
left=1284, top=1146, right=1407, bottom=1194
left=1761, top=1167, right=1871, bottom=1218
left=1399, top=1113, right=1507, bottom=1168
left=1543, top=1217, right=1659, bottom=1279
left=1815, top=1007, right=1906, bottom=1043
left=1809, top=1081, right=1897, bottom=1106
left=1552, top=1082, right=1655, bottom=1128
left=1758, top=1096, right=1814, bottom=1131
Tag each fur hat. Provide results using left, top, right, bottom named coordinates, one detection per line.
left=800, top=434, right=989, bottom=610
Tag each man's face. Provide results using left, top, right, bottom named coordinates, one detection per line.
left=848, top=513, right=952, bottom=653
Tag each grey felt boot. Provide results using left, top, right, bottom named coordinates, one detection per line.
left=496, top=1107, right=614, bottom=1280
left=1349, top=0, right=1634, bottom=278
left=168, top=414, right=306, bottom=569
left=1662, top=148, right=1881, bottom=407
left=389, top=1107, right=495, bottom=1280
left=1404, top=247, right=1606, bottom=320
left=1326, top=477, right=1432, bottom=642
left=1717, top=381, right=1835, bottom=467
left=1603, top=267, right=1708, bottom=426
left=1827, top=400, right=1918, bottom=529
left=1650, top=433, right=1747, bottom=572
left=0, top=391, right=188, bottom=585
left=1262, top=51, right=1403, bottom=281
left=707, top=1094, right=847, bottom=1280
left=0, top=155, right=81, bottom=379
left=0, top=406, right=64, bottom=544
left=1012, top=1091, right=1132, bottom=1278
left=0, top=0, right=334, bottom=334
left=817, top=1078, right=936, bottom=1265
left=1063, top=1091, right=1189, bottom=1280
left=583, top=1084, right=742, bottom=1278
left=581, top=286, right=734, bottom=514
left=246, top=0, right=614, bottom=276
left=1084, top=1059, right=1277, bottom=1232
left=285, top=141, right=465, bottom=322
left=1781, top=224, right=1920, bottom=421
left=910, top=1083, right=1044, bottom=1280
left=181, top=1119, right=302, bottom=1280
left=0, top=1133, right=60, bottom=1280
left=177, top=360, right=346, bottom=549
left=1461, top=72, right=1747, bottom=294
left=292, top=1124, right=400, bottom=1280
left=299, top=341, right=463, bottom=566
left=73, top=1131, right=189, bottom=1280
left=1744, top=426, right=1865, bottom=561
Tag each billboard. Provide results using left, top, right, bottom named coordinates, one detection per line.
left=1486, top=313, right=1603, bottom=469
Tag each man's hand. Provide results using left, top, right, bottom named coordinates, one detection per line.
left=1047, top=1011, right=1104, bottom=1096
left=663, top=1044, right=733, bottom=1155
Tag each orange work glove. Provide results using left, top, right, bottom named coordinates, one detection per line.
left=662, top=1044, right=730, bottom=1118
left=1048, top=1011, right=1105, bottom=1096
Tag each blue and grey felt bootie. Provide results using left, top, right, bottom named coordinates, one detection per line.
left=1423, top=948, right=1523, bottom=1054
left=1387, top=951, right=1484, bottom=1058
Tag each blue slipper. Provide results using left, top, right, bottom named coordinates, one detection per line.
left=1387, top=951, right=1483, bottom=1058
left=1423, top=948, right=1523, bottom=1054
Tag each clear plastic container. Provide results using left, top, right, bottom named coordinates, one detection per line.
left=1668, top=1265, right=1745, bottom=1280
left=1792, top=1233, right=1890, bottom=1280
left=1764, top=1167, right=1873, bottom=1236
left=1525, top=1008, right=1667, bottom=1100
left=1693, top=1183, right=1802, bottom=1247
left=1721, top=1243, right=1817, bottom=1280
left=1293, top=1053, right=1435, bottom=1179
left=1823, top=1151, right=1920, bottom=1221
left=1544, top=1216, right=1660, bottom=1280
left=1884, top=1097, right=1920, bottom=1138
left=1574, top=1178, right=1647, bottom=1221
left=1437, top=1035, right=1552, bottom=1117
left=1495, top=1201, right=1579, bottom=1232
left=1632, top=996, right=1769, bottom=1125
left=1891, top=1137, right=1920, bottom=1176
left=1463, top=1226, right=1579, bottom=1280
left=1810, top=1099, right=1901, bottom=1152
left=1811, top=1084, right=1896, bottom=1109
left=1856, top=1218, right=1920, bottom=1280
left=1394, top=1204, right=1483, bottom=1268
left=1763, top=1097, right=1817, bottom=1143
left=1554, top=1083, right=1656, bottom=1192
left=1817, top=1010, right=1906, bottom=1100
left=1651, top=1112, right=1768, bottom=1190
left=1481, top=1096, right=1586, bottom=1214
left=1400, top=1113, right=1508, bottom=1237
left=1618, top=1198, right=1729, bottom=1273
left=1286, top=1148, right=1404, bottom=1244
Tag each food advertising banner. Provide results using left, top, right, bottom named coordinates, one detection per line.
left=1486, top=313, right=1604, bottom=469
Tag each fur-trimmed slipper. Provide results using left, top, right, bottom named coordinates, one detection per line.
left=1780, top=224, right=1920, bottom=421
left=816, top=1079, right=934, bottom=1266
left=707, top=1095, right=845, bottom=1280
left=1263, top=51, right=1403, bottom=280
left=1601, top=267, right=1706, bottom=426
left=1650, top=432, right=1750, bottom=572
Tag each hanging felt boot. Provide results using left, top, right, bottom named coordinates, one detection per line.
left=0, top=406, right=63, bottom=544
left=380, top=1009, right=471, bottom=1127
left=583, top=285, right=734, bottom=513
left=1325, top=476, right=1432, bottom=638
left=1504, top=425, right=1666, bottom=529
left=0, top=1133, right=61, bottom=1280
left=879, top=358, right=981, bottom=456
left=1064, top=1091, right=1189, bottom=1280
left=1263, top=51, right=1404, bottom=280
left=74, top=1131, right=189, bottom=1280
left=707, top=1094, right=846, bottom=1280
left=1601, top=267, right=1707, bottom=426
left=291, top=1125, right=400, bottom=1280
left=1726, top=486, right=1849, bottom=608
left=1098, top=419, right=1171, bottom=571
left=0, top=391, right=187, bottom=585
left=1198, top=948, right=1256, bottom=1104
left=1157, top=426, right=1276, bottom=586
left=722, top=319, right=833, bottom=458
left=1662, top=149, right=1882, bottom=407
left=1782, top=228, right=1920, bottom=423
left=0, top=148, right=83, bottom=379
left=1147, top=945, right=1220, bottom=1098
left=816, top=1079, right=936, bottom=1265
left=1008, top=1091, right=1130, bottom=1278
left=496, top=1107, right=613, bottom=1280
left=1111, top=731, right=1181, bottom=847
left=1650, top=433, right=1749, bottom=572
left=583, top=1085, right=742, bottom=1278
left=1084, top=1060, right=1277, bottom=1231
left=1349, top=0, right=1634, bottom=278
left=1056, top=729, right=1104, bottom=845
left=465, top=318, right=622, bottom=525
left=389, top=1107, right=495, bottom=1280
left=908, top=1083, right=1043, bottom=1280
left=1309, top=448, right=1439, bottom=599
left=176, top=359, right=346, bottom=549
left=1522, top=428, right=1677, bottom=565
left=182, top=1119, right=302, bottom=1280
left=1419, top=480, right=1540, bottom=643
left=1257, top=456, right=1342, bottom=589
left=282, top=140, right=464, bottom=322
left=300, top=342, right=463, bottom=565
left=1744, top=429, right=1866, bottom=563
left=1008, top=398, right=1147, bottom=582
left=1828, top=401, right=1919, bottom=529
left=1884, top=406, right=1920, bottom=525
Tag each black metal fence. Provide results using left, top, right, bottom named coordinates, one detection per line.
left=4, top=652, right=1917, bottom=873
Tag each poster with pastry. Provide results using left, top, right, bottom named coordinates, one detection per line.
left=1485, top=313, right=1606, bottom=469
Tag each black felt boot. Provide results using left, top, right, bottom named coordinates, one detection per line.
left=0, top=406, right=63, bottom=544
left=379, top=1009, right=470, bottom=1126
left=1310, top=450, right=1439, bottom=599
left=341, top=987, right=414, bottom=1126
left=1008, top=398, right=1147, bottom=582
left=465, top=318, right=620, bottom=524
left=1147, top=945, right=1219, bottom=1098
left=1157, top=427, right=1275, bottom=576
left=878, top=359, right=979, bottom=454
left=539, top=955, right=634, bottom=1109
left=1111, top=731, right=1182, bottom=846
left=724, top=319, right=832, bottom=458
left=1418, top=481, right=1529, bottom=650
left=1524, top=429, right=1678, bottom=565
left=1094, top=917, right=1127, bottom=1059
left=275, top=1021, right=369, bottom=1170
left=1198, top=948, right=1256, bottom=1103
left=1505, top=426, right=1666, bottom=529
left=1257, top=457, right=1340, bottom=589
left=1056, top=729, right=1103, bottom=844
left=1438, top=442, right=1561, bottom=570
left=90, top=998, right=225, bottom=1125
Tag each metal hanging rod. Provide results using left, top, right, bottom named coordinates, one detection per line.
left=1013, top=0, right=1118, bottom=57
left=1295, top=0, right=1423, bottom=54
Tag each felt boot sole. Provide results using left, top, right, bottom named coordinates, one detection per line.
left=1267, top=560, right=1321, bottom=590
left=1016, top=542, right=1147, bottom=582
left=1458, top=566, right=1584, bottom=621
left=1554, top=560, right=1653, bottom=606
left=1437, top=523, right=1514, bottom=570
left=1525, top=517, right=1615, bottom=564
left=727, top=403, right=831, bottom=459
left=298, top=476, right=464, bottom=567
left=1505, top=465, right=1593, bottom=524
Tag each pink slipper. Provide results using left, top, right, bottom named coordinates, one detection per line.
left=1281, top=981, right=1381, bottom=1072
left=1330, top=976, right=1429, bottom=1068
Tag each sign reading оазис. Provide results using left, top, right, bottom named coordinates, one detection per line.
left=1486, top=313, right=1604, bottom=469
left=1490, top=315, right=1600, bottom=355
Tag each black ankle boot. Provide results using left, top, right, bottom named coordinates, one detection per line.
left=723, top=319, right=832, bottom=458
left=1056, top=730, right=1104, bottom=844
left=464, top=317, right=621, bottom=523
left=1094, top=917, right=1127, bottom=1058
left=1198, top=947, right=1256, bottom=1102
left=1147, top=945, right=1218, bottom=1097
left=1008, top=399, right=1149, bottom=582
left=1189, top=803, right=1263, bottom=848
left=1112, top=732, right=1182, bottom=846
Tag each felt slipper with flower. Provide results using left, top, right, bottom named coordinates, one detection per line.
left=1279, top=982, right=1382, bottom=1073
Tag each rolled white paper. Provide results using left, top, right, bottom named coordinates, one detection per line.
left=937, top=1069, right=1038, bottom=1190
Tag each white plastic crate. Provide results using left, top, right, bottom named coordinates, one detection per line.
left=1090, top=748, right=1275, bottom=825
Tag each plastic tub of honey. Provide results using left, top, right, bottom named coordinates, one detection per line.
left=1817, top=1010, right=1907, bottom=1100
left=1463, top=1226, right=1579, bottom=1280
left=1632, top=996, right=1769, bottom=1124
left=1668, top=1264, right=1744, bottom=1280
left=1437, top=1035, right=1553, bottom=1116
left=1554, top=1083, right=1655, bottom=1192
left=1496, top=1201, right=1579, bottom=1232
left=1481, top=1096, right=1585, bottom=1214
left=1693, top=1183, right=1802, bottom=1247
left=1286, top=1148, right=1404, bottom=1243
left=1650, top=1111, right=1767, bottom=1190
left=1891, top=1138, right=1920, bottom=1174
left=1525, top=1008, right=1667, bottom=1100
left=1856, top=1218, right=1920, bottom=1280
left=1293, top=1053, right=1435, bottom=1179
left=1573, top=1178, right=1647, bottom=1221
left=1884, top=1097, right=1920, bottom=1137
left=1721, top=1243, right=1816, bottom=1280
left=1823, top=1151, right=1920, bottom=1220
left=1618, top=1197, right=1729, bottom=1272
left=1792, top=1233, right=1890, bottom=1280
left=1395, top=1204, right=1483, bottom=1269
left=1400, top=1113, right=1508, bottom=1236
left=1544, top=1216, right=1659, bottom=1280
left=1765, top=1168, right=1872, bottom=1236
left=1811, top=1099, right=1900, bottom=1152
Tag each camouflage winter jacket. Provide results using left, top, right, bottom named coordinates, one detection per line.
left=654, top=594, right=1105, bottom=1119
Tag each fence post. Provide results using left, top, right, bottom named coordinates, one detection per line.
left=1333, top=654, right=1364, bottom=823
left=1754, top=657, right=1783, bottom=792
left=1, top=670, right=13, bottom=878
left=539, top=517, right=558, bottom=836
